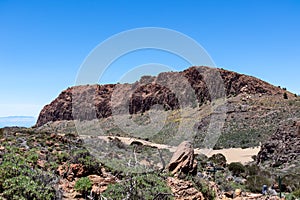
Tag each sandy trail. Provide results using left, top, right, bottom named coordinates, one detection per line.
left=81, top=135, right=260, bottom=164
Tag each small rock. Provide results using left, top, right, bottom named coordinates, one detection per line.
left=235, top=189, right=242, bottom=197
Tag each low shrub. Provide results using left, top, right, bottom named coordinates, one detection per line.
left=74, top=177, right=92, bottom=197
left=228, top=162, right=245, bottom=176
left=292, top=189, right=300, bottom=197
left=190, top=176, right=216, bottom=200
left=3, top=175, right=55, bottom=200
left=246, top=175, right=271, bottom=193
left=0, top=151, right=56, bottom=199
left=103, top=173, right=172, bottom=200
left=208, top=153, right=227, bottom=167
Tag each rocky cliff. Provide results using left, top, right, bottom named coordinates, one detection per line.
left=36, top=66, right=286, bottom=127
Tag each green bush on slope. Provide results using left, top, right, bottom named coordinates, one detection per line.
left=103, top=173, right=173, bottom=200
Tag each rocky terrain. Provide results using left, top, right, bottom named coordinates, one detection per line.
left=36, top=66, right=299, bottom=150
left=256, top=119, right=300, bottom=192
left=1, top=126, right=299, bottom=199
left=1, top=66, right=300, bottom=199
left=257, top=119, right=300, bottom=167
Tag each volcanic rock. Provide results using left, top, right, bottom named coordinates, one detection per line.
left=167, top=141, right=197, bottom=175
left=36, top=66, right=286, bottom=127
left=167, top=177, right=204, bottom=200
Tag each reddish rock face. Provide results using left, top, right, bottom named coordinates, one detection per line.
left=36, top=66, right=285, bottom=127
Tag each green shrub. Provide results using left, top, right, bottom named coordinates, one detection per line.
left=74, top=177, right=92, bottom=196
left=190, top=176, right=216, bottom=200
left=195, top=153, right=208, bottom=170
left=56, top=152, right=69, bottom=163
left=24, top=149, right=39, bottom=164
left=244, top=164, right=259, bottom=176
left=3, top=175, right=54, bottom=200
left=285, top=193, right=297, bottom=200
left=103, top=173, right=172, bottom=200
left=282, top=174, right=300, bottom=192
left=292, top=189, right=300, bottom=198
left=246, top=175, right=271, bottom=193
left=71, top=149, right=101, bottom=175
left=228, top=162, right=245, bottom=176
left=0, top=147, right=56, bottom=199
left=208, top=153, right=227, bottom=167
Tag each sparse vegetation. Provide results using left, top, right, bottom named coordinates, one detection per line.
left=0, top=145, right=56, bottom=200
left=103, top=173, right=173, bottom=200
left=292, top=189, right=300, bottom=198
left=189, top=176, right=216, bottom=200
left=246, top=175, right=272, bottom=193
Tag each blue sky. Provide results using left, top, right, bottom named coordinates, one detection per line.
left=0, top=0, right=300, bottom=118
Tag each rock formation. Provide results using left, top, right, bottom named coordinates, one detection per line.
left=167, top=141, right=197, bottom=175
left=36, top=66, right=286, bottom=127
left=167, top=177, right=204, bottom=200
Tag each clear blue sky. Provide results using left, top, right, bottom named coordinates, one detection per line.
left=0, top=0, right=299, bottom=117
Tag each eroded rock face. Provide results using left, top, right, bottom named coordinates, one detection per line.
left=257, top=119, right=300, bottom=167
left=36, top=66, right=286, bottom=127
left=167, top=141, right=197, bottom=175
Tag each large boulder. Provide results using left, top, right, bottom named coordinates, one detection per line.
left=167, top=141, right=197, bottom=175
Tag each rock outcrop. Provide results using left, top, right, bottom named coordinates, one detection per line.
left=167, top=141, right=197, bottom=175
left=36, top=66, right=287, bottom=127
left=257, top=119, right=300, bottom=167
left=167, top=177, right=204, bottom=200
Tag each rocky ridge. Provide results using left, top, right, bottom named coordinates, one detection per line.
left=36, top=66, right=287, bottom=127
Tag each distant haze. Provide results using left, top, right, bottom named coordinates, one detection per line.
left=0, top=116, right=36, bottom=128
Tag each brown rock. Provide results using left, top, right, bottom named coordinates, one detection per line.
left=37, top=159, right=45, bottom=168
left=57, top=163, right=86, bottom=180
left=46, top=140, right=53, bottom=146
left=234, top=189, right=242, bottom=197
left=88, top=174, right=116, bottom=194
left=167, top=141, right=197, bottom=175
left=167, top=177, right=204, bottom=200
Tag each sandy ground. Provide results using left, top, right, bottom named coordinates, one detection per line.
left=81, top=135, right=260, bottom=164
left=196, top=147, right=261, bottom=164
